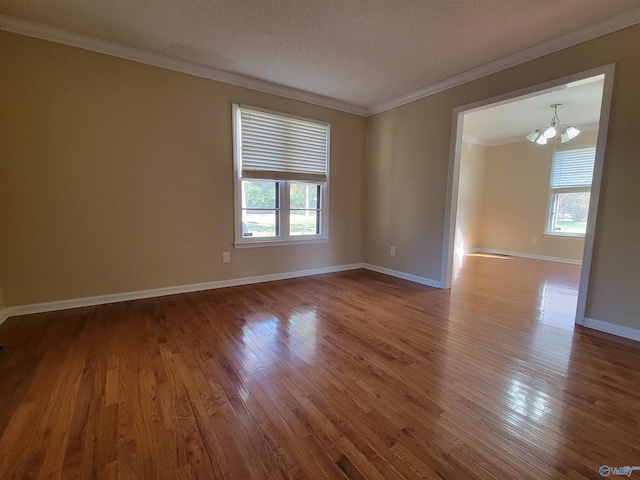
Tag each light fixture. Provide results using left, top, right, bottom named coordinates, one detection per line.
left=526, top=104, right=580, bottom=145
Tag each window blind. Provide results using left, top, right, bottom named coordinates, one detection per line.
left=551, top=147, right=596, bottom=191
left=238, top=107, right=329, bottom=183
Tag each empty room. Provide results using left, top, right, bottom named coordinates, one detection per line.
left=1, top=2, right=640, bottom=479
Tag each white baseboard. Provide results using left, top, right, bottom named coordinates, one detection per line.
left=19, top=265, right=637, bottom=344
left=0, top=262, right=445, bottom=321
left=583, top=317, right=640, bottom=342
left=2, top=263, right=367, bottom=320
left=465, top=248, right=582, bottom=265
left=362, top=264, right=442, bottom=288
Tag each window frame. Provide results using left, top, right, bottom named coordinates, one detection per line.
left=232, top=104, right=330, bottom=248
left=544, top=145, right=596, bottom=238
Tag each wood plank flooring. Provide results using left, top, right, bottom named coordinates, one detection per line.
left=1, top=255, right=639, bottom=479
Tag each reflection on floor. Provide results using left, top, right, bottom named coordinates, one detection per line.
left=4, top=259, right=640, bottom=479
left=454, top=252, right=581, bottom=331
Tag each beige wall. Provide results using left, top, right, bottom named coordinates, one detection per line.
left=0, top=31, right=366, bottom=306
left=365, top=24, right=640, bottom=330
left=456, top=141, right=486, bottom=253
left=2, top=24, right=640, bottom=331
left=473, top=131, right=598, bottom=261
left=365, top=100, right=451, bottom=276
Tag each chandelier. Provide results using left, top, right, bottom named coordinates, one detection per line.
left=526, top=104, right=580, bottom=145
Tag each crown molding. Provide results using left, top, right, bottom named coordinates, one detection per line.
left=0, top=15, right=368, bottom=117
left=367, top=8, right=640, bottom=116
left=1, top=9, right=639, bottom=118
left=463, top=123, right=600, bottom=147
left=462, top=134, right=490, bottom=146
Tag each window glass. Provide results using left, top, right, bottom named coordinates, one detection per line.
left=241, top=180, right=279, bottom=237
left=290, top=183, right=321, bottom=236
left=546, top=147, right=595, bottom=236
left=290, top=210, right=319, bottom=236
left=548, top=192, right=590, bottom=235
left=290, top=183, right=318, bottom=209
left=234, top=105, right=329, bottom=245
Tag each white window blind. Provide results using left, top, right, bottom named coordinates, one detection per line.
left=551, top=147, right=596, bottom=191
left=238, top=106, right=329, bottom=183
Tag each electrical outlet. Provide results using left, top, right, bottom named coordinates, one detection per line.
left=532, top=237, right=538, bottom=244
left=223, top=252, right=231, bottom=263
left=390, top=246, right=396, bottom=256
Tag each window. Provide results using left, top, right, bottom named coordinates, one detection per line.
left=233, top=105, right=329, bottom=247
left=546, top=146, right=596, bottom=236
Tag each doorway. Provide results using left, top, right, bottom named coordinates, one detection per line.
left=441, top=64, right=615, bottom=326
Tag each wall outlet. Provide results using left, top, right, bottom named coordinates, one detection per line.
left=390, top=246, right=396, bottom=256
left=532, top=236, right=538, bottom=244
left=223, top=252, right=231, bottom=263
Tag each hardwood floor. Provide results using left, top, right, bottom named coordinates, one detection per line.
left=1, top=255, right=639, bottom=479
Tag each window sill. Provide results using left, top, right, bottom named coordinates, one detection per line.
left=543, top=232, right=585, bottom=239
left=234, top=238, right=329, bottom=249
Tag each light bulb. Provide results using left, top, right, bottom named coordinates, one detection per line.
left=565, top=126, right=580, bottom=139
left=543, top=126, right=557, bottom=139
left=560, top=126, right=580, bottom=143
left=527, top=130, right=541, bottom=143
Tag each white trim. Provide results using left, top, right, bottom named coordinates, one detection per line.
left=232, top=104, right=330, bottom=246
left=0, top=263, right=447, bottom=320
left=442, top=64, right=615, bottom=328
left=461, top=134, right=487, bottom=146
left=543, top=232, right=586, bottom=239
left=362, top=264, right=442, bottom=288
left=5, top=271, right=637, bottom=345
left=1, top=264, right=367, bottom=319
left=465, top=248, right=582, bottom=265
left=2, top=11, right=638, bottom=118
left=463, top=124, right=600, bottom=147
left=0, top=15, right=367, bottom=117
left=575, top=66, right=615, bottom=326
left=368, top=9, right=640, bottom=115
left=583, top=317, right=640, bottom=342
left=441, top=106, right=465, bottom=289
left=441, top=66, right=611, bottom=121
left=234, top=238, right=329, bottom=249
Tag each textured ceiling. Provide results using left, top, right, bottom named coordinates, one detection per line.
left=1, top=1, right=639, bottom=110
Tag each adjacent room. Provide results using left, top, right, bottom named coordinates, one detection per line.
left=452, top=75, right=605, bottom=330
left=1, top=2, right=640, bottom=479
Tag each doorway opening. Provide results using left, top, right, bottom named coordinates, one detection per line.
left=441, top=64, right=615, bottom=327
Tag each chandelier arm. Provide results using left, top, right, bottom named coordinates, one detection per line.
left=526, top=103, right=579, bottom=144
